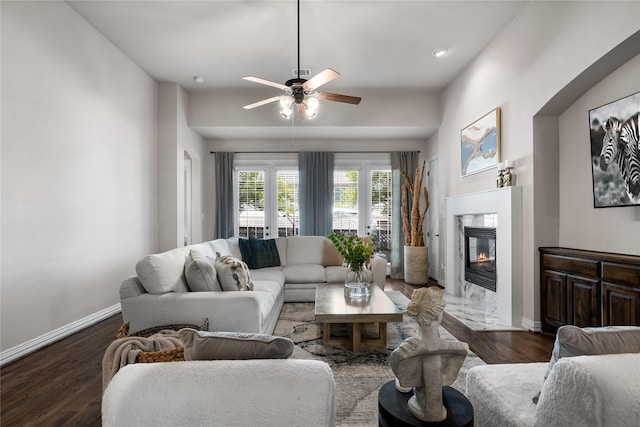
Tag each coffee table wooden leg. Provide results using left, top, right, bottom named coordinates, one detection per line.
left=379, top=322, right=387, bottom=345
left=323, top=323, right=330, bottom=345
left=352, top=323, right=361, bottom=353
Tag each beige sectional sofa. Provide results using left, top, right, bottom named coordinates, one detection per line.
left=119, top=235, right=386, bottom=334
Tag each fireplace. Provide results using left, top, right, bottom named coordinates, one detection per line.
left=445, top=187, right=524, bottom=329
left=464, top=227, right=497, bottom=292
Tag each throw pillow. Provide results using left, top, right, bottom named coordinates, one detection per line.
left=214, top=253, right=254, bottom=291
left=178, top=329, right=294, bottom=361
left=135, top=248, right=191, bottom=294
left=136, top=347, right=185, bottom=363
left=115, top=322, right=130, bottom=339
left=533, top=325, right=640, bottom=403
left=322, top=239, right=344, bottom=267
left=184, top=249, right=221, bottom=292
left=239, top=237, right=281, bottom=269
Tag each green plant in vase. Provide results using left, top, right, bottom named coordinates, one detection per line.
left=328, top=232, right=374, bottom=284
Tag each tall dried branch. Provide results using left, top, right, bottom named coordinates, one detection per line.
left=400, top=160, right=430, bottom=246
left=401, top=183, right=411, bottom=246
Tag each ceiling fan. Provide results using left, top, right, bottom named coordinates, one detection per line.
left=242, top=0, right=361, bottom=119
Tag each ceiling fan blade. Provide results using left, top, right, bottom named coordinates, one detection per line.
left=317, top=92, right=362, bottom=105
left=243, top=96, right=282, bottom=110
left=303, top=68, right=340, bottom=91
left=242, top=76, right=288, bottom=91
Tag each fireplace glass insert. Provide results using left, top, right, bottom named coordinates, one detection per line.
left=464, top=227, right=497, bottom=291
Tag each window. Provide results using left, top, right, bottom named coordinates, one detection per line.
left=333, top=169, right=359, bottom=235
left=235, top=165, right=299, bottom=238
left=276, top=169, right=299, bottom=237
left=370, top=169, right=392, bottom=260
left=234, top=158, right=390, bottom=260
left=237, top=170, right=266, bottom=238
left=332, top=162, right=392, bottom=260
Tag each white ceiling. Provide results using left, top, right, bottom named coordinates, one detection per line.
left=66, top=0, right=530, bottom=140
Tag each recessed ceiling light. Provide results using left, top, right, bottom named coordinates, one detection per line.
left=193, top=75, right=204, bottom=83
left=432, top=48, right=448, bottom=58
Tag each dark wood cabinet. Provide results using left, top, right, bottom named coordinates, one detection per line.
left=539, top=248, right=640, bottom=334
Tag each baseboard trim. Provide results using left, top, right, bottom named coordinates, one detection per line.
left=0, top=303, right=121, bottom=366
left=521, top=317, right=541, bottom=333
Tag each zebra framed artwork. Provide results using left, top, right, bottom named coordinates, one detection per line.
left=461, top=107, right=501, bottom=177
left=589, top=91, right=640, bottom=208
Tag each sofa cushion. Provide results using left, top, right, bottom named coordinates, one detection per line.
left=239, top=237, right=281, bottom=269
left=135, top=248, right=190, bottom=294
left=322, top=239, right=344, bottom=266
left=178, top=329, right=294, bottom=360
left=250, top=267, right=285, bottom=285
left=214, top=254, right=254, bottom=291
left=184, top=250, right=221, bottom=292
left=275, top=237, right=287, bottom=267
left=533, top=325, right=640, bottom=403
left=188, top=242, right=216, bottom=258
left=284, top=264, right=326, bottom=283
left=325, top=266, right=373, bottom=283
left=544, top=325, right=640, bottom=381
left=226, top=237, right=243, bottom=259
left=286, top=236, right=326, bottom=265
left=209, top=239, right=232, bottom=257
left=466, top=362, right=547, bottom=427
left=535, top=353, right=640, bottom=427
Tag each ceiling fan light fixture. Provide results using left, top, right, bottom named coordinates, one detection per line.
left=280, top=96, right=294, bottom=119
left=304, top=94, right=319, bottom=112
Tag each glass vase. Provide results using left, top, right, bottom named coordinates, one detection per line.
left=346, top=262, right=366, bottom=284
left=344, top=263, right=370, bottom=299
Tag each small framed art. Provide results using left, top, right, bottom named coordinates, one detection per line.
left=461, top=107, right=501, bottom=177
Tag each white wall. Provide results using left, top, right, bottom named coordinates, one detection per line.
left=558, top=54, right=640, bottom=253
left=436, top=1, right=640, bottom=327
left=1, top=2, right=157, bottom=352
left=157, top=83, right=208, bottom=251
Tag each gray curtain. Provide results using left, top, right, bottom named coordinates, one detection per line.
left=299, top=152, right=334, bottom=236
left=390, top=151, right=418, bottom=279
left=215, top=152, right=235, bottom=238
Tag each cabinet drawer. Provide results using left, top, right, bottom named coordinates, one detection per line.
left=602, top=262, right=640, bottom=288
left=541, top=254, right=599, bottom=279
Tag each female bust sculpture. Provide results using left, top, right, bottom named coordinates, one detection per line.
left=389, top=287, right=469, bottom=422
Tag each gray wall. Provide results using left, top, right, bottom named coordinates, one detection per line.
left=1, top=2, right=157, bottom=352
left=558, top=54, right=640, bottom=252
left=433, top=1, right=640, bottom=329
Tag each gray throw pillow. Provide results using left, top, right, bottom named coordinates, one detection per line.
left=184, top=250, right=221, bottom=292
left=214, top=253, right=254, bottom=291
left=178, top=329, right=294, bottom=360
left=533, top=325, right=640, bottom=403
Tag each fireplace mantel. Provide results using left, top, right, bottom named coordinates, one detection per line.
left=445, top=187, right=523, bottom=327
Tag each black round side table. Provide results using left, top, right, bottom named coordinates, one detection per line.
left=378, top=380, right=474, bottom=427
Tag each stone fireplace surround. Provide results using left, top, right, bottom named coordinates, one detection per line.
left=445, top=187, right=523, bottom=328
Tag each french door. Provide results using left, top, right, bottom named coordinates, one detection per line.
left=235, top=164, right=299, bottom=238
left=333, top=162, right=392, bottom=260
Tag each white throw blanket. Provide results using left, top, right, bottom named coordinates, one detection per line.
left=534, top=353, right=640, bottom=427
left=101, top=330, right=183, bottom=392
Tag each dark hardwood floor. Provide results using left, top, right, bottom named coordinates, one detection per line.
left=1, top=279, right=554, bottom=426
left=386, top=279, right=554, bottom=364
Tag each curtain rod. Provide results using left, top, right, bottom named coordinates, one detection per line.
left=209, top=150, right=420, bottom=154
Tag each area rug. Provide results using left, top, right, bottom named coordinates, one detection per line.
left=272, top=291, right=486, bottom=427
